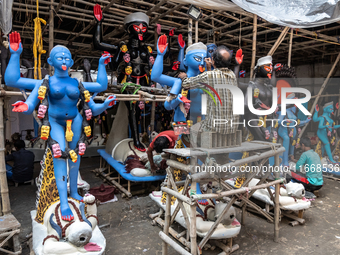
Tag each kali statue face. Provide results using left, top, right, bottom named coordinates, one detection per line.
left=78, top=143, right=86, bottom=155
left=47, top=46, right=74, bottom=72
left=52, top=143, right=62, bottom=158
left=128, top=22, right=148, bottom=41
left=184, top=50, right=207, bottom=74
left=258, top=64, right=273, bottom=79
left=37, top=105, right=47, bottom=119
left=207, top=44, right=217, bottom=59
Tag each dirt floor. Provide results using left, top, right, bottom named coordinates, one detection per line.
left=7, top=156, right=340, bottom=255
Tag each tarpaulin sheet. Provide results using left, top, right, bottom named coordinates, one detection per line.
left=231, top=0, right=340, bottom=28
left=172, top=0, right=340, bottom=28
left=0, top=0, right=13, bottom=35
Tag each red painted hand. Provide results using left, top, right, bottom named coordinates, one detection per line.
left=9, top=31, right=22, bottom=52
left=158, top=35, right=168, bottom=54
left=235, top=49, right=244, bottom=65
left=336, top=102, right=339, bottom=110
left=315, top=104, right=319, bottom=112
left=178, top=34, right=185, bottom=48
left=93, top=4, right=103, bottom=21
left=12, top=101, right=28, bottom=112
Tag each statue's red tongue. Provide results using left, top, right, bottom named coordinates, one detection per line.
left=138, top=34, right=143, bottom=41
left=199, top=65, right=205, bottom=73
left=62, top=65, right=67, bottom=71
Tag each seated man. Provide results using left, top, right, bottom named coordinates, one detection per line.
left=147, top=130, right=179, bottom=173
left=6, top=140, right=35, bottom=183
left=289, top=137, right=323, bottom=192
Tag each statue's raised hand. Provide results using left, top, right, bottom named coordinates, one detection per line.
left=157, top=35, right=168, bottom=55
left=235, top=49, right=244, bottom=65
left=315, top=104, right=319, bottom=112
left=9, top=32, right=23, bottom=54
left=93, top=4, right=103, bottom=21
left=178, top=34, right=185, bottom=49
left=12, top=101, right=28, bottom=112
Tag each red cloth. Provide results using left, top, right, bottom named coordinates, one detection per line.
left=291, top=172, right=310, bottom=184
left=149, top=130, right=178, bottom=150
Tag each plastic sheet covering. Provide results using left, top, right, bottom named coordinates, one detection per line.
left=172, top=0, right=340, bottom=28
left=231, top=0, right=340, bottom=28
left=0, top=0, right=13, bottom=35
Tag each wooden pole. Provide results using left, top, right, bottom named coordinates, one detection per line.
left=288, top=28, right=293, bottom=67
left=154, top=27, right=158, bottom=51
left=162, top=174, right=171, bottom=255
left=250, top=14, right=257, bottom=80
left=49, top=0, right=54, bottom=75
left=150, top=102, right=156, bottom=132
left=0, top=98, right=11, bottom=215
left=195, top=20, right=198, bottom=43
left=188, top=18, right=193, bottom=46
left=274, top=153, right=280, bottom=242
left=212, top=11, right=215, bottom=44
left=299, top=52, right=340, bottom=139
left=267, top=27, right=290, bottom=56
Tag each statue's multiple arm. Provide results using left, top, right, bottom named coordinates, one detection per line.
left=82, top=54, right=110, bottom=92
left=5, top=32, right=41, bottom=90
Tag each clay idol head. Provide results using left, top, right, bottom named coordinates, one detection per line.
left=183, top=42, right=207, bottom=73
left=323, top=101, right=334, bottom=114
left=48, top=45, right=74, bottom=72
left=255, top=55, right=272, bottom=79
left=124, top=12, right=149, bottom=41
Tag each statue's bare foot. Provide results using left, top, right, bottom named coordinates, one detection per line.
left=60, top=205, right=74, bottom=221
left=70, top=192, right=84, bottom=202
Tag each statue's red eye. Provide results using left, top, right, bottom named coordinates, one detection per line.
left=133, top=25, right=140, bottom=32
left=142, top=27, right=147, bottom=33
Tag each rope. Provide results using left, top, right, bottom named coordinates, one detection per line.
left=33, top=0, right=46, bottom=80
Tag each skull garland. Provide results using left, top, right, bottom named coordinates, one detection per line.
left=40, top=78, right=92, bottom=161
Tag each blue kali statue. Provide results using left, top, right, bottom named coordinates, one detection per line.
left=5, top=32, right=115, bottom=221
left=313, top=102, right=340, bottom=163
left=151, top=35, right=207, bottom=123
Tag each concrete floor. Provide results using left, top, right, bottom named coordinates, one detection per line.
left=7, top=156, right=340, bottom=255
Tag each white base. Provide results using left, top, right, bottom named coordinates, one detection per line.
left=31, top=210, right=106, bottom=255
left=225, top=179, right=311, bottom=211
left=149, top=192, right=241, bottom=239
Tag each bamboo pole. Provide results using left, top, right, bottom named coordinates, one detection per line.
left=191, top=179, right=283, bottom=201
left=267, top=27, right=290, bottom=56
left=188, top=19, right=193, bottom=46
left=274, top=153, right=280, bottom=242
left=299, top=52, right=340, bottom=139
left=189, top=180, right=197, bottom=255
left=0, top=98, right=11, bottom=214
left=161, top=187, right=194, bottom=205
left=250, top=14, right=257, bottom=80
left=159, top=231, right=191, bottom=255
left=288, top=28, right=293, bottom=67
left=49, top=0, right=54, bottom=75
left=150, top=102, right=156, bottom=132
left=195, top=20, right=198, bottom=43
left=162, top=177, right=171, bottom=254
left=198, top=196, right=238, bottom=250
